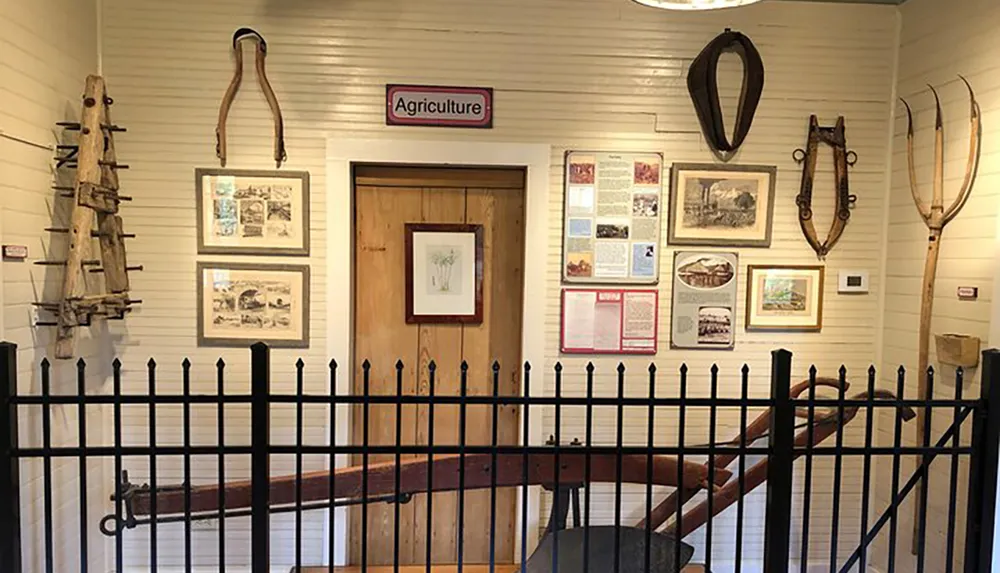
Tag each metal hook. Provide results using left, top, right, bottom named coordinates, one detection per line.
left=792, top=148, right=808, bottom=163
left=846, top=150, right=858, bottom=167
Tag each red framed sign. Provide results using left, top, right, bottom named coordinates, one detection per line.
left=560, top=289, right=659, bottom=355
left=386, top=85, right=493, bottom=128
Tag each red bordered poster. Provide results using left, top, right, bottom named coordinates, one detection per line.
left=560, top=289, right=659, bottom=355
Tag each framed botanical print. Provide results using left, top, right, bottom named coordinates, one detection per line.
left=197, top=262, right=310, bottom=347
left=668, top=163, right=776, bottom=248
left=196, top=168, right=310, bottom=256
left=746, top=265, right=824, bottom=332
left=405, top=223, right=484, bottom=324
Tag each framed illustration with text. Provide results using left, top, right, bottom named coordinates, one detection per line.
left=746, top=265, right=824, bottom=332
left=196, top=168, right=310, bottom=256
left=405, top=223, right=484, bottom=324
left=197, top=262, right=310, bottom=348
left=668, top=163, right=776, bottom=248
left=562, top=151, right=664, bottom=285
left=670, top=251, right=738, bottom=350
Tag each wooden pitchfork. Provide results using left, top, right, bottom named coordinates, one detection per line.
left=900, top=76, right=981, bottom=550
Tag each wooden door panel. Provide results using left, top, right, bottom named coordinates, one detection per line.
left=352, top=184, right=422, bottom=565
left=461, top=188, right=525, bottom=562
left=353, top=168, right=525, bottom=567
left=412, top=187, right=466, bottom=564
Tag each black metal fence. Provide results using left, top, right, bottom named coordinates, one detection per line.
left=0, top=341, right=998, bottom=572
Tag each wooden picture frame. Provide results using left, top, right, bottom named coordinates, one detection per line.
left=197, top=262, right=310, bottom=347
left=745, top=265, right=825, bottom=332
left=668, top=163, right=777, bottom=248
left=405, top=223, right=484, bottom=324
left=196, top=168, right=310, bottom=256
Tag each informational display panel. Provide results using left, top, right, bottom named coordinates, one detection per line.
left=562, top=151, right=664, bottom=284
left=560, top=289, right=659, bottom=355
left=670, top=251, right=738, bottom=350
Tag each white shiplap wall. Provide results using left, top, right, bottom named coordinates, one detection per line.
left=875, top=0, right=1000, bottom=571
left=0, top=0, right=109, bottom=571
left=100, top=0, right=900, bottom=570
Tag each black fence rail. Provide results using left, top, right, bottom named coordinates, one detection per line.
left=0, top=341, right=998, bottom=573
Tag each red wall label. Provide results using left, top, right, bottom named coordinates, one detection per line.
left=386, top=85, right=493, bottom=128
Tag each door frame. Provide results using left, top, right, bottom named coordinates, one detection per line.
left=326, top=139, right=550, bottom=566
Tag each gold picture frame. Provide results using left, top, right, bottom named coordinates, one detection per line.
left=745, top=265, right=824, bottom=332
left=668, top=163, right=776, bottom=248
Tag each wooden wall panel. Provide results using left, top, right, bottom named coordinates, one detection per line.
left=0, top=1, right=106, bottom=571
left=99, top=0, right=901, bottom=568
left=874, top=0, right=1000, bottom=570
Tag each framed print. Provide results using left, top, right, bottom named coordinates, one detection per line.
left=196, top=168, right=310, bottom=256
left=562, top=151, right=664, bottom=285
left=670, top=251, right=738, bottom=350
left=746, top=265, right=825, bottom=331
left=668, top=163, right=776, bottom=248
left=197, top=262, right=310, bottom=348
left=405, top=223, right=484, bottom=324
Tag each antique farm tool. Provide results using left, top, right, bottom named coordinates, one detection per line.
left=36, top=75, right=141, bottom=359
left=216, top=27, right=286, bottom=168
left=664, top=389, right=914, bottom=539
left=687, top=28, right=765, bottom=161
left=638, top=376, right=849, bottom=531
left=793, top=116, right=858, bottom=259
left=105, top=451, right=725, bottom=571
left=901, top=76, right=981, bottom=548
left=106, top=452, right=729, bottom=522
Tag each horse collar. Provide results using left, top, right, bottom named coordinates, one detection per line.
left=687, top=29, right=765, bottom=161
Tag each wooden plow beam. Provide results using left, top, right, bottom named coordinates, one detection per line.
left=900, top=76, right=981, bottom=548
left=36, top=75, right=141, bottom=359
left=108, top=452, right=729, bottom=525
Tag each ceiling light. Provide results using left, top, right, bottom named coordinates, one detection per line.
left=631, top=0, right=764, bottom=10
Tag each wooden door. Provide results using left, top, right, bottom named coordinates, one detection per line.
left=352, top=165, right=526, bottom=566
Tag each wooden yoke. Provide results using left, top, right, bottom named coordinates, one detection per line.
left=901, top=76, right=981, bottom=550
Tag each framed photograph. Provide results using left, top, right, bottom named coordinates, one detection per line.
left=405, top=223, right=484, bottom=324
left=670, top=251, right=738, bottom=350
left=746, top=265, right=825, bottom=332
left=668, top=163, right=776, bottom=248
left=197, top=262, right=310, bottom=347
left=196, top=168, right=310, bottom=256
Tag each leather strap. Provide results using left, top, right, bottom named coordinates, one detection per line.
left=216, top=27, right=287, bottom=168
left=687, top=29, right=765, bottom=160
left=793, top=115, right=857, bottom=259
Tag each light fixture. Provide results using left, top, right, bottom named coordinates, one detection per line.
left=631, top=0, right=764, bottom=10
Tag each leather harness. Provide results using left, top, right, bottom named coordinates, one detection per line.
left=216, top=28, right=286, bottom=168
left=687, top=29, right=765, bottom=160
left=793, top=115, right=858, bottom=259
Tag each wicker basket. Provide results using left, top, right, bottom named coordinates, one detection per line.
left=935, top=334, right=981, bottom=368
